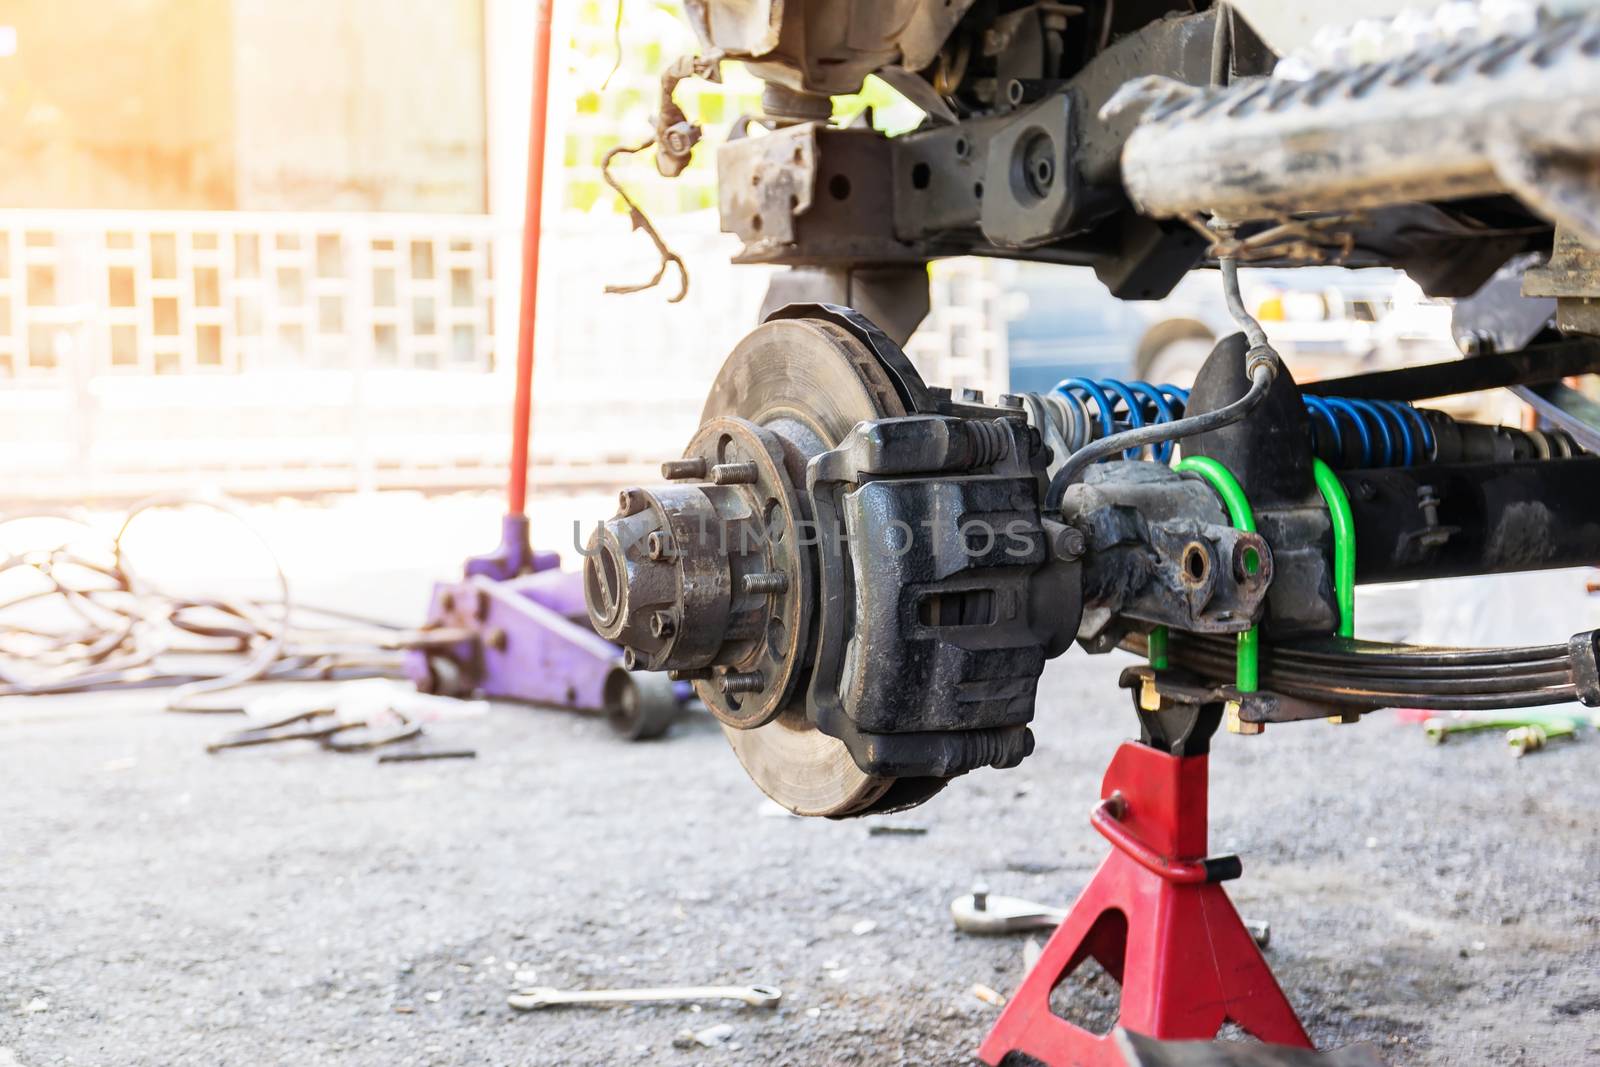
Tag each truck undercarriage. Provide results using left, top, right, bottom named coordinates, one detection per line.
left=586, top=0, right=1600, bottom=818
left=575, top=10, right=1600, bottom=1053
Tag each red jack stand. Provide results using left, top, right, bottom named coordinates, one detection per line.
left=979, top=672, right=1311, bottom=1066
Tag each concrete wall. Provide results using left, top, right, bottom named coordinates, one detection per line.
left=232, top=0, right=487, bottom=213
left=0, top=0, right=486, bottom=213
left=0, top=1, right=237, bottom=209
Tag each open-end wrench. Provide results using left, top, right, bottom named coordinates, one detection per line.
left=507, top=984, right=782, bottom=1011
left=952, top=887, right=1271, bottom=948
left=951, top=888, right=1068, bottom=934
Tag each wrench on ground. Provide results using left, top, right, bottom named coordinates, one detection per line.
left=952, top=888, right=1270, bottom=948
left=508, top=984, right=782, bottom=1011
left=951, top=889, right=1067, bottom=935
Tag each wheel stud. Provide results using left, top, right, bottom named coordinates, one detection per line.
left=662, top=457, right=708, bottom=480
left=742, top=572, right=789, bottom=595
left=712, top=462, right=759, bottom=485
left=720, top=670, right=764, bottom=694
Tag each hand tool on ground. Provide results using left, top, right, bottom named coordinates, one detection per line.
left=952, top=887, right=1068, bottom=935
left=205, top=707, right=348, bottom=751
left=206, top=691, right=439, bottom=759
left=1422, top=711, right=1585, bottom=746
left=507, top=984, right=781, bottom=1011
left=953, top=886, right=1270, bottom=948
left=1506, top=720, right=1579, bottom=756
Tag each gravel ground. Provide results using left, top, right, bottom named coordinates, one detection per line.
left=2, top=646, right=1598, bottom=1067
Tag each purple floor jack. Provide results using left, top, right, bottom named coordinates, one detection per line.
left=405, top=8, right=684, bottom=741
left=405, top=516, right=683, bottom=741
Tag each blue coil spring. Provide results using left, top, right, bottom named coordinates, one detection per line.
left=1044, top=378, right=1438, bottom=468
left=1301, top=395, right=1435, bottom=468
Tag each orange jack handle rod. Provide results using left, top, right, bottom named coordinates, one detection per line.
left=508, top=0, right=555, bottom=517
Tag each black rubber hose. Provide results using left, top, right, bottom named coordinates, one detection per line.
left=1045, top=361, right=1275, bottom=509
left=1045, top=258, right=1280, bottom=511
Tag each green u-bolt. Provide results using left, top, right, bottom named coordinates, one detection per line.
left=1147, top=625, right=1169, bottom=670
left=1158, top=456, right=1355, bottom=687
left=1174, top=456, right=1259, bottom=691
left=1311, top=458, right=1356, bottom=639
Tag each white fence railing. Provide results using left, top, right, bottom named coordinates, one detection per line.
left=1, top=209, right=1008, bottom=502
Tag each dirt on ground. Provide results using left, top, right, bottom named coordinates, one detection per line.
left=2, top=647, right=1597, bottom=1067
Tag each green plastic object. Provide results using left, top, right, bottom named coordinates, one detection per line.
left=1311, top=458, right=1356, bottom=639
left=1147, top=625, right=1169, bottom=670
left=1174, top=455, right=1259, bottom=691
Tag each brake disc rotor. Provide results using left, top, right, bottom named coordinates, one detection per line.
left=701, top=317, right=918, bottom=817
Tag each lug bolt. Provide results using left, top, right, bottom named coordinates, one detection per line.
left=662, top=457, right=708, bottom=480
left=720, top=670, right=765, bottom=694
left=618, top=488, right=647, bottom=515
left=650, top=611, right=676, bottom=638
left=742, top=572, right=789, bottom=595
left=711, top=462, right=759, bottom=485
left=647, top=531, right=675, bottom=560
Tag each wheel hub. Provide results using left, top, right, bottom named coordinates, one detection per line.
left=584, top=316, right=909, bottom=816
left=585, top=416, right=812, bottom=730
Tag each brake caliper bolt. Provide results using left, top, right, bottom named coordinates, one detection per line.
left=1056, top=526, right=1087, bottom=561
left=742, top=572, right=789, bottom=595
left=711, top=462, right=759, bottom=485
left=662, top=457, right=708, bottom=480
left=720, top=670, right=765, bottom=694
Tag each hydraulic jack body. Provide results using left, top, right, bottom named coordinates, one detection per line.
left=406, top=2, right=685, bottom=740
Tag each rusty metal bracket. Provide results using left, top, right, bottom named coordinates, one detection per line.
left=1570, top=631, right=1600, bottom=708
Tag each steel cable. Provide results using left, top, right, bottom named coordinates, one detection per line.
left=0, top=493, right=436, bottom=707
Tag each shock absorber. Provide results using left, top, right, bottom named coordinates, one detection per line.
left=1022, top=378, right=1582, bottom=470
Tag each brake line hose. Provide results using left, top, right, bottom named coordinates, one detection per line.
left=1044, top=256, right=1281, bottom=511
